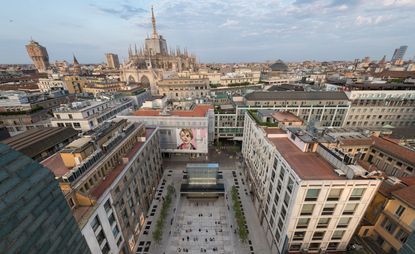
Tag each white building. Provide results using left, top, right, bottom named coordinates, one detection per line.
left=118, top=103, right=214, bottom=156
left=38, top=77, right=68, bottom=92
left=344, top=90, right=415, bottom=128
left=242, top=112, right=382, bottom=253
left=51, top=98, right=133, bottom=131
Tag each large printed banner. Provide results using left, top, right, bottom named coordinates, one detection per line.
left=159, top=128, right=208, bottom=153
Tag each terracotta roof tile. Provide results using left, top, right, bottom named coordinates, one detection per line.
left=371, top=136, right=415, bottom=166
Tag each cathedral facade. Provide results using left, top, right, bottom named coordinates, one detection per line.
left=120, top=7, right=197, bottom=95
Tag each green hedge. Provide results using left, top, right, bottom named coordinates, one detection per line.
left=231, top=186, right=248, bottom=242
left=152, top=184, right=176, bottom=243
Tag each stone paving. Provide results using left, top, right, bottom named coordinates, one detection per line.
left=135, top=149, right=271, bottom=254
left=166, top=197, right=233, bottom=254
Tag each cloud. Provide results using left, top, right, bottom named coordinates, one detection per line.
left=355, top=15, right=392, bottom=25
left=91, top=3, right=146, bottom=20
left=220, top=19, right=239, bottom=28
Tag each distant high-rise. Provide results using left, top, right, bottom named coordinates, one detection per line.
left=391, top=45, right=408, bottom=62
left=105, top=53, right=120, bottom=69
left=25, top=40, right=50, bottom=72
left=0, top=144, right=90, bottom=254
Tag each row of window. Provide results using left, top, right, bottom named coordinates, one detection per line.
left=304, top=188, right=365, bottom=202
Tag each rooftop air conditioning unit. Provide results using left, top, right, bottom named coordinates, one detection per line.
left=334, top=169, right=346, bottom=176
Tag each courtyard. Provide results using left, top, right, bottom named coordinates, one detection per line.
left=135, top=148, right=271, bottom=254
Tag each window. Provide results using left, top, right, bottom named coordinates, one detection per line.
left=337, top=217, right=351, bottom=228
left=284, top=192, right=290, bottom=207
left=312, top=231, right=325, bottom=240
left=91, top=216, right=101, bottom=232
left=290, top=244, right=302, bottom=251
left=296, top=218, right=310, bottom=229
left=300, top=204, right=315, bottom=216
left=343, top=204, right=358, bottom=215
left=108, top=213, right=116, bottom=226
left=68, top=198, right=75, bottom=208
left=112, top=225, right=120, bottom=237
left=332, top=230, right=345, bottom=240
left=309, top=243, right=320, bottom=250
left=322, top=204, right=336, bottom=215
left=395, top=205, right=406, bottom=217
left=350, top=188, right=365, bottom=200
left=293, top=231, right=305, bottom=241
left=279, top=167, right=285, bottom=180
left=381, top=218, right=398, bottom=234
left=104, top=200, right=111, bottom=213
left=102, top=242, right=110, bottom=254
left=287, top=178, right=294, bottom=193
left=327, top=242, right=339, bottom=250
left=317, top=218, right=330, bottom=228
left=395, top=229, right=408, bottom=243
left=305, top=189, right=320, bottom=201
left=117, top=237, right=123, bottom=246
left=278, top=218, right=284, bottom=230
left=73, top=122, right=81, bottom=128
left=68, top=114, right=73, bottom=119
left=96, top=230, right=106, bottom=245
left=328, top=189, right=342, bottom=201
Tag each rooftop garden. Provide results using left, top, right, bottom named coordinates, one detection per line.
left=0, top=106, right=44, bottom=116
left=247, top=109, right=279, bottom=127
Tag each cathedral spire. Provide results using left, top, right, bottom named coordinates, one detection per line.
left=151, top=6, right=158, bottom=39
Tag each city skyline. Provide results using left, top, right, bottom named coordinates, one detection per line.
left=1, top=0, right=415, bottom=64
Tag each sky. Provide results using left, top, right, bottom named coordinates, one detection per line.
left=1, top=0, right=415, bottom=64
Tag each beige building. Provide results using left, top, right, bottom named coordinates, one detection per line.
left=106, top=53, right=120, bottom=69
left=25, top=39, right=50, bottom=72
left=215, top=91, right=350, bottom=141
left=42, top=120, right=163, bottom=254
left=63, top=75, right=88, bottom=94
left=344, top=90, right=415, bottom=128
left=358, top=177, right=415, bottom=254
left=363, top=136, right=415, bottom=177
left=157, top=78, right=209, bottom=100
left=242, top=113, right=382, bottom=253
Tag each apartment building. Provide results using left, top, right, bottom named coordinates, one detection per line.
left=242, top=112, right=382, bottom=253
left=359, top=177, right=415, bottom=254
left=344, top=90, right=415, bottom=128
left=38, top=77, right=68, bottom=92
left=42, top=120, right=163, bottom=254
left=51, top=98, right=133, bottom=131
left=215, top=91, right=350, bottom=141
left=0, top=90, right=73, bottom=135
left=362, top=136, right=415, bottom=177
left=157, top=78, right=210, bottom=100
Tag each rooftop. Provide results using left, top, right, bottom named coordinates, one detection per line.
left=1, top=127, right=78, bottom=158
left=271, top=111, right=303, bottom=123
left=392, top=185, right=415, bottom=210
left=269, top=137, right=344, bottom=180
left=133, top=104, right=212, bottom=117
left=244, top=91, right=349, bottom=101
left=371, top=136, right=415, bottom=166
